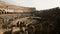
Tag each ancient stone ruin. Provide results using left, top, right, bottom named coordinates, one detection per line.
left=0, top=2, right=60, bottom=34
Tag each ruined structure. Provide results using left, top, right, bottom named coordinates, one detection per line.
left=0, top=1, right=60, bottom=34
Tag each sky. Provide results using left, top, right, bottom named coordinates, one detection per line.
left=0, top=0, right=59, bottom=10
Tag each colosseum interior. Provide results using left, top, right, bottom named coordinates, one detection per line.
left=0, top=1, right=60, bottom=34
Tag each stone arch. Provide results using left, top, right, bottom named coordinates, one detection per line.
left=8, top=16, right=41, bottom=27
left=7, top=16, right=41, bottom=34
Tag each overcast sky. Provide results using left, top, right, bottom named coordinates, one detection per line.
left=1, top=0, right=59, bottom=10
